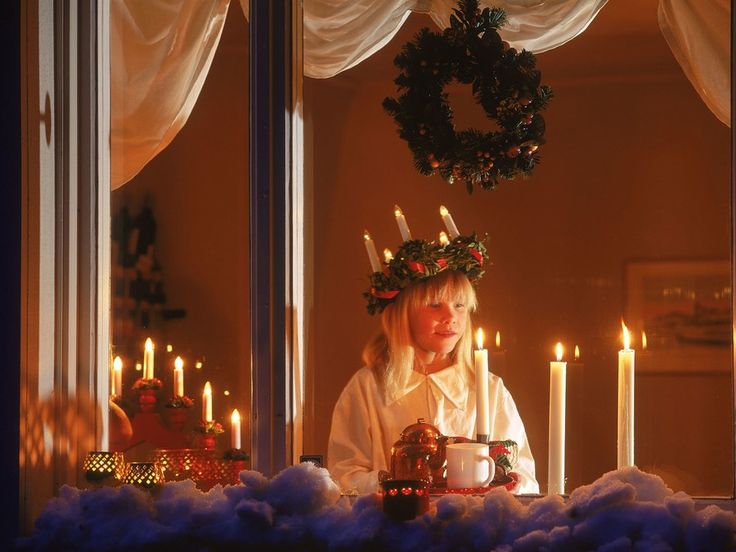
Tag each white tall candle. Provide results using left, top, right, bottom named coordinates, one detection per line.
left=394, top=205, right=412, bottom=241
left=203, top=381, right=213, bottom=422
left=143, top=338, right=154, bottom=379
left=618, top=322, right=635, bottom=468
left=231, top=409, right=241, bottom=449
left=439, top=205, right=460, bottom=239
left=174, top=356, right=184, bottom=397
left=474, top=328, right=490, bottom=441
left=548, top=342, right=567, bottom=494
left=112, top=356, right=123, bottom=397
left=363, top=230, right=382, bottom=272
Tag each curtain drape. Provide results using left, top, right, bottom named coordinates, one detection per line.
left=111, top=0, right=230, bottom=189
left=111, top=0, right=730, bottom=188
left=658, top=0, right=730, bottom=127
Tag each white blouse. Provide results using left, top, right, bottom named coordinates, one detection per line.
left=328, top=364, right=539, bottom=495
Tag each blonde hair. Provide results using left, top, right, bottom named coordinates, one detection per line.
left=362, top=270, right=478, bottom=396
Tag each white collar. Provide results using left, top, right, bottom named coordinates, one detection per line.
left=386, top=364, right=468, bottom=410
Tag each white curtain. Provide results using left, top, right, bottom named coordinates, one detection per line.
left=303, top=0, right=609, bottom=79
left=111, top=0, right=230, bottom=189
left=658, top=0, right=730, bottom=127
left=111, top=0, right=730, bottom=188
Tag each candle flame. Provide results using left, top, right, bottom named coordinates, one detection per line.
left=394, top=205, right=403, bottom=218
left=574, top=345, right=580, bottom=361
left=383, top=248, right=393, bottom=263
left=195, top=361, right=203, bottom=369
left=166, top=344, right=173, bottom=352
left=622, top=321, right=631, bottom=350
left=231, top=409, right=240, bottom=423
left=363, top=229, right=371, bottom=241
left=135, top=362, right=142, bottom=371
left=641, top=330, right=648, bottom=350
left=224, top=390, right=230, bottom=396
left=439, top=231, right=449, bottom=246
left=144, top=337, right=154, bottom=352
left=555, top=342, right=564, bottom=361
left=174, top=356, right=183, bottom=370
left=495, top=331, right=501, bottom=349
left=203, top=381, right=212, bottom=396
left=439, top=205, right=449, bottom=217
left=476, top=327, right=485, bottom=350
left=113, top=356, right=122, bottom=371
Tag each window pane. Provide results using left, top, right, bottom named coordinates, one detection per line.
left=110, top=6, right=250, bottom=467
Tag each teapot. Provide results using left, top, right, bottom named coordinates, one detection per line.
left=389, top=418, right=472, bottom=486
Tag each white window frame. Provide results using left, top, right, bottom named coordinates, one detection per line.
left=16, top=0, right=736, bottom=535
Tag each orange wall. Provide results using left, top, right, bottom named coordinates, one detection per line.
left=305, top=6, right=731, bottom=494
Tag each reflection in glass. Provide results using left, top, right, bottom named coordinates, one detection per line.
left=110, top=7, right=251, bottom=461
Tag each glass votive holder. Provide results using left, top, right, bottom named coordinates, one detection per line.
left=82, top=451, right=125, bottom=484
left=122, top=461, right=165, bottom=489
left=380, top=479, right=429, bottom=521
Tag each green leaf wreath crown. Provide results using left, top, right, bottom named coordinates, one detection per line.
left=364, top=233, right=488, bottom=315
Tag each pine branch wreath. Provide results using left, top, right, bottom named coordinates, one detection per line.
left=383, top=0, right=553, bottom=193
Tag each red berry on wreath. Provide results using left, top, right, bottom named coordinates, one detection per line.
left=430, top=159, right=440, bottom=169
left=506, top=145, right=521, bottom=158
left=521, top=115, right=533, bottom=125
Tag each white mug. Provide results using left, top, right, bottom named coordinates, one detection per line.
left=445, top=443, right=495, bottom=489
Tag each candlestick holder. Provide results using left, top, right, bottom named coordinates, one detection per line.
left=163, top=396, right=194, bottom=430
left=122, top=461, right=165, bottom=489
left=380, top=479, right=429, bottom=521
left=82, top=451, right=125, bottom=485
left=193, top=420, right=224, bottom=450
left=223, top=448, right=250, bottom=484
left=132, top=378, right=163, bottom=413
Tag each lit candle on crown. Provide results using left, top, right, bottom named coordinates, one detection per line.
left=143, top=338, right=154, bottom=380
left=383, top=248, right=393, bottom=263
left=474, top=328, right=490, bottom=443
left=363, top=230, right=382, bottom=273
left=439, top=231, right=449, bottom=246
left=174, top=356, right=184, bottom=397
left=439, top=205, right=460, bottom=239
left=231, top=409, right=241, bottom=449
left=394, top=205, right=412, bottom=242
left=112, top=356, right=123, bottom=397
left=203, top=381, right=213, bottom=422
left=618, top=322, right=635, bottom=468
left=548, top=342, right=567, bottom=495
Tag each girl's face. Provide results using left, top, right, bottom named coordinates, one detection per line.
left=409, top=297, right=468, bottom=358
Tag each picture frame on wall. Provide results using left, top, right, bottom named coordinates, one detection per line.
left=626, top=259, right=731, bottom=349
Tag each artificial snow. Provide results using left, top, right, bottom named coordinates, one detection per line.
left=18, top=464, right=736, bottom=551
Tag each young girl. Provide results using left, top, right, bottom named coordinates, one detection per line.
left=328, top=237, right=538, bottom=495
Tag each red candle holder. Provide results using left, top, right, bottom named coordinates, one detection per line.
left=381, top=479, right=429, bottom=521
left=138, top=389, right=157, bottom=412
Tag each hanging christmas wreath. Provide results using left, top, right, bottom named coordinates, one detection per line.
left=383, top=0, right=553, bottom=193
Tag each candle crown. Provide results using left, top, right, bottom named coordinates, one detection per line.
left=363, top=231, right=488, bottom=315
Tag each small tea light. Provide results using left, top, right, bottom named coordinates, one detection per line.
left=122, top=462, right=165, bottom=489
left=82, top=451, right=125, bottom=483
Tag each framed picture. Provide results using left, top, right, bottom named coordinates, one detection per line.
left=625, top=260, right=731, bottom=350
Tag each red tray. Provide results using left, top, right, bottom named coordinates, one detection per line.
left=429, top=472, right=519, bottom=495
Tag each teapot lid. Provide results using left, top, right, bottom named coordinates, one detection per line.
left=399, top=418, right=442, bottom=444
